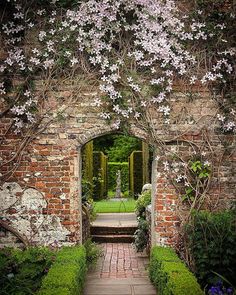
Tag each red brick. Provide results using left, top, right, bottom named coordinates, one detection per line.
left=35, top=182, right=46, bottom=188
left=49, top=198, right=61, bottom=204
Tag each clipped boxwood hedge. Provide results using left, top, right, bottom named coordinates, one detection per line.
left=149, top=246, right=204, bottom=295
left=38, top=246, right=87, bottom=295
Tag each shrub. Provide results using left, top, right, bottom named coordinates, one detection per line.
left=38, top=246, right=87, bottom=295
left=185, top=210, right=236, bottom=288
left=134, top=190, right=152, bottom=252
left=133, top=218, right=149, bottom=252
left=149, top=246, right=204, bottom=295
left=135, top=190, right=151, bottom=217
left=0, top=247, right=54, bottom=295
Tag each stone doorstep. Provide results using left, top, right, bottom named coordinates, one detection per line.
left=92, top=213, right=138, bottom=228
left=84, top=279, right=156, bottom=295
left=92, top=234, right=135, bottom=243
left=90, top=226, right=137, bottom=238
left=85, top=278, right=152, bottom=285
left=84, top=285, right=156, bottom=295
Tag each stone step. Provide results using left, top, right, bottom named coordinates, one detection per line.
left=91, top=226, right=137, bottom=236
left=92, top=234, right=134, bottom=243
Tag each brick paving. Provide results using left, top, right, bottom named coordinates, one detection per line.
left=83, top=243, right=156, bottom=295
left=99, top=243, right=148, bottom=279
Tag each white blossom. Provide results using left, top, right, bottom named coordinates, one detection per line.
left=70, top=57, right=78, bottom=66
left=38, top=31, right=47, bottom=41
left=163, top=161, right=169, bottom=171
left=91, top=98, right=102, bottom=107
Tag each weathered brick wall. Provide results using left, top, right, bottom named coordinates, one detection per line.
left=0, top=82, right=235, bottom=248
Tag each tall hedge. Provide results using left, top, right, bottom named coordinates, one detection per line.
left=107, top=162, right=129, bottom=192
left=129, top=151, right=143, bottom=198
left=93, top=151, right=108, bottom=200
left=101, top=153, right=108, bottom=197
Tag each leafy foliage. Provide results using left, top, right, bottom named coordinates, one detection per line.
left=149, top=246, right=204, bottom=295
left=84, top=238, right=102, bottom=267
left=181, top=160, right=211, bottom=203
left=135, top=190, right=151, bottom=217
left=185, top=210, right=236, bottom=289
left=133, top=218, right=149, bottom=252
left=0, top=247, right=54, bottom=295
left=106, top=136, right=141, bottom=162
left=94, top=135, right=141, bottom=162
left=190, top=160, right=211, bottom=179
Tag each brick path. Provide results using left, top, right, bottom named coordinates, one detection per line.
left=83, top=243, right=156, bottom=295
left=99, top=243, right=148, bottom=279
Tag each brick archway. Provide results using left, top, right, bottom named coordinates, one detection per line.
left=76, top=127, right=157, bottom=246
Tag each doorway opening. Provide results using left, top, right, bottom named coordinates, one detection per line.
left=80, top=133, right=156, bottom=250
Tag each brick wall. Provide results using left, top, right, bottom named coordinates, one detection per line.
left=0, top=82, right=235, bottom=248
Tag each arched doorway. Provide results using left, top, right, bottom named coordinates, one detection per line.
left=77, top=131, right=157, bottom=248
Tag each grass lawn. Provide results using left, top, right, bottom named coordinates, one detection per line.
left=93, top=199, right=136, bottom=213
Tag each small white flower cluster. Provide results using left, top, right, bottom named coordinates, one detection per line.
left=217, top=113, right=236, bottom=133
left=175, top=174, right=190, bottom=187
left=10, top=90, right=38, bottom=133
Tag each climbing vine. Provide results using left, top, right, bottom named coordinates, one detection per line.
left=0, top=0, right=235, bottom=213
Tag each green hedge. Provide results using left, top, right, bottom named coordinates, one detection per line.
left=129, top=151, right=143, bottom=198
left=93, top=151, right=108, bottom=200
left=108, top=162, right=129, bottom=192
left=149, top=246, right=204, bottom=295
left=38, top=246, right=87, bottom=295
